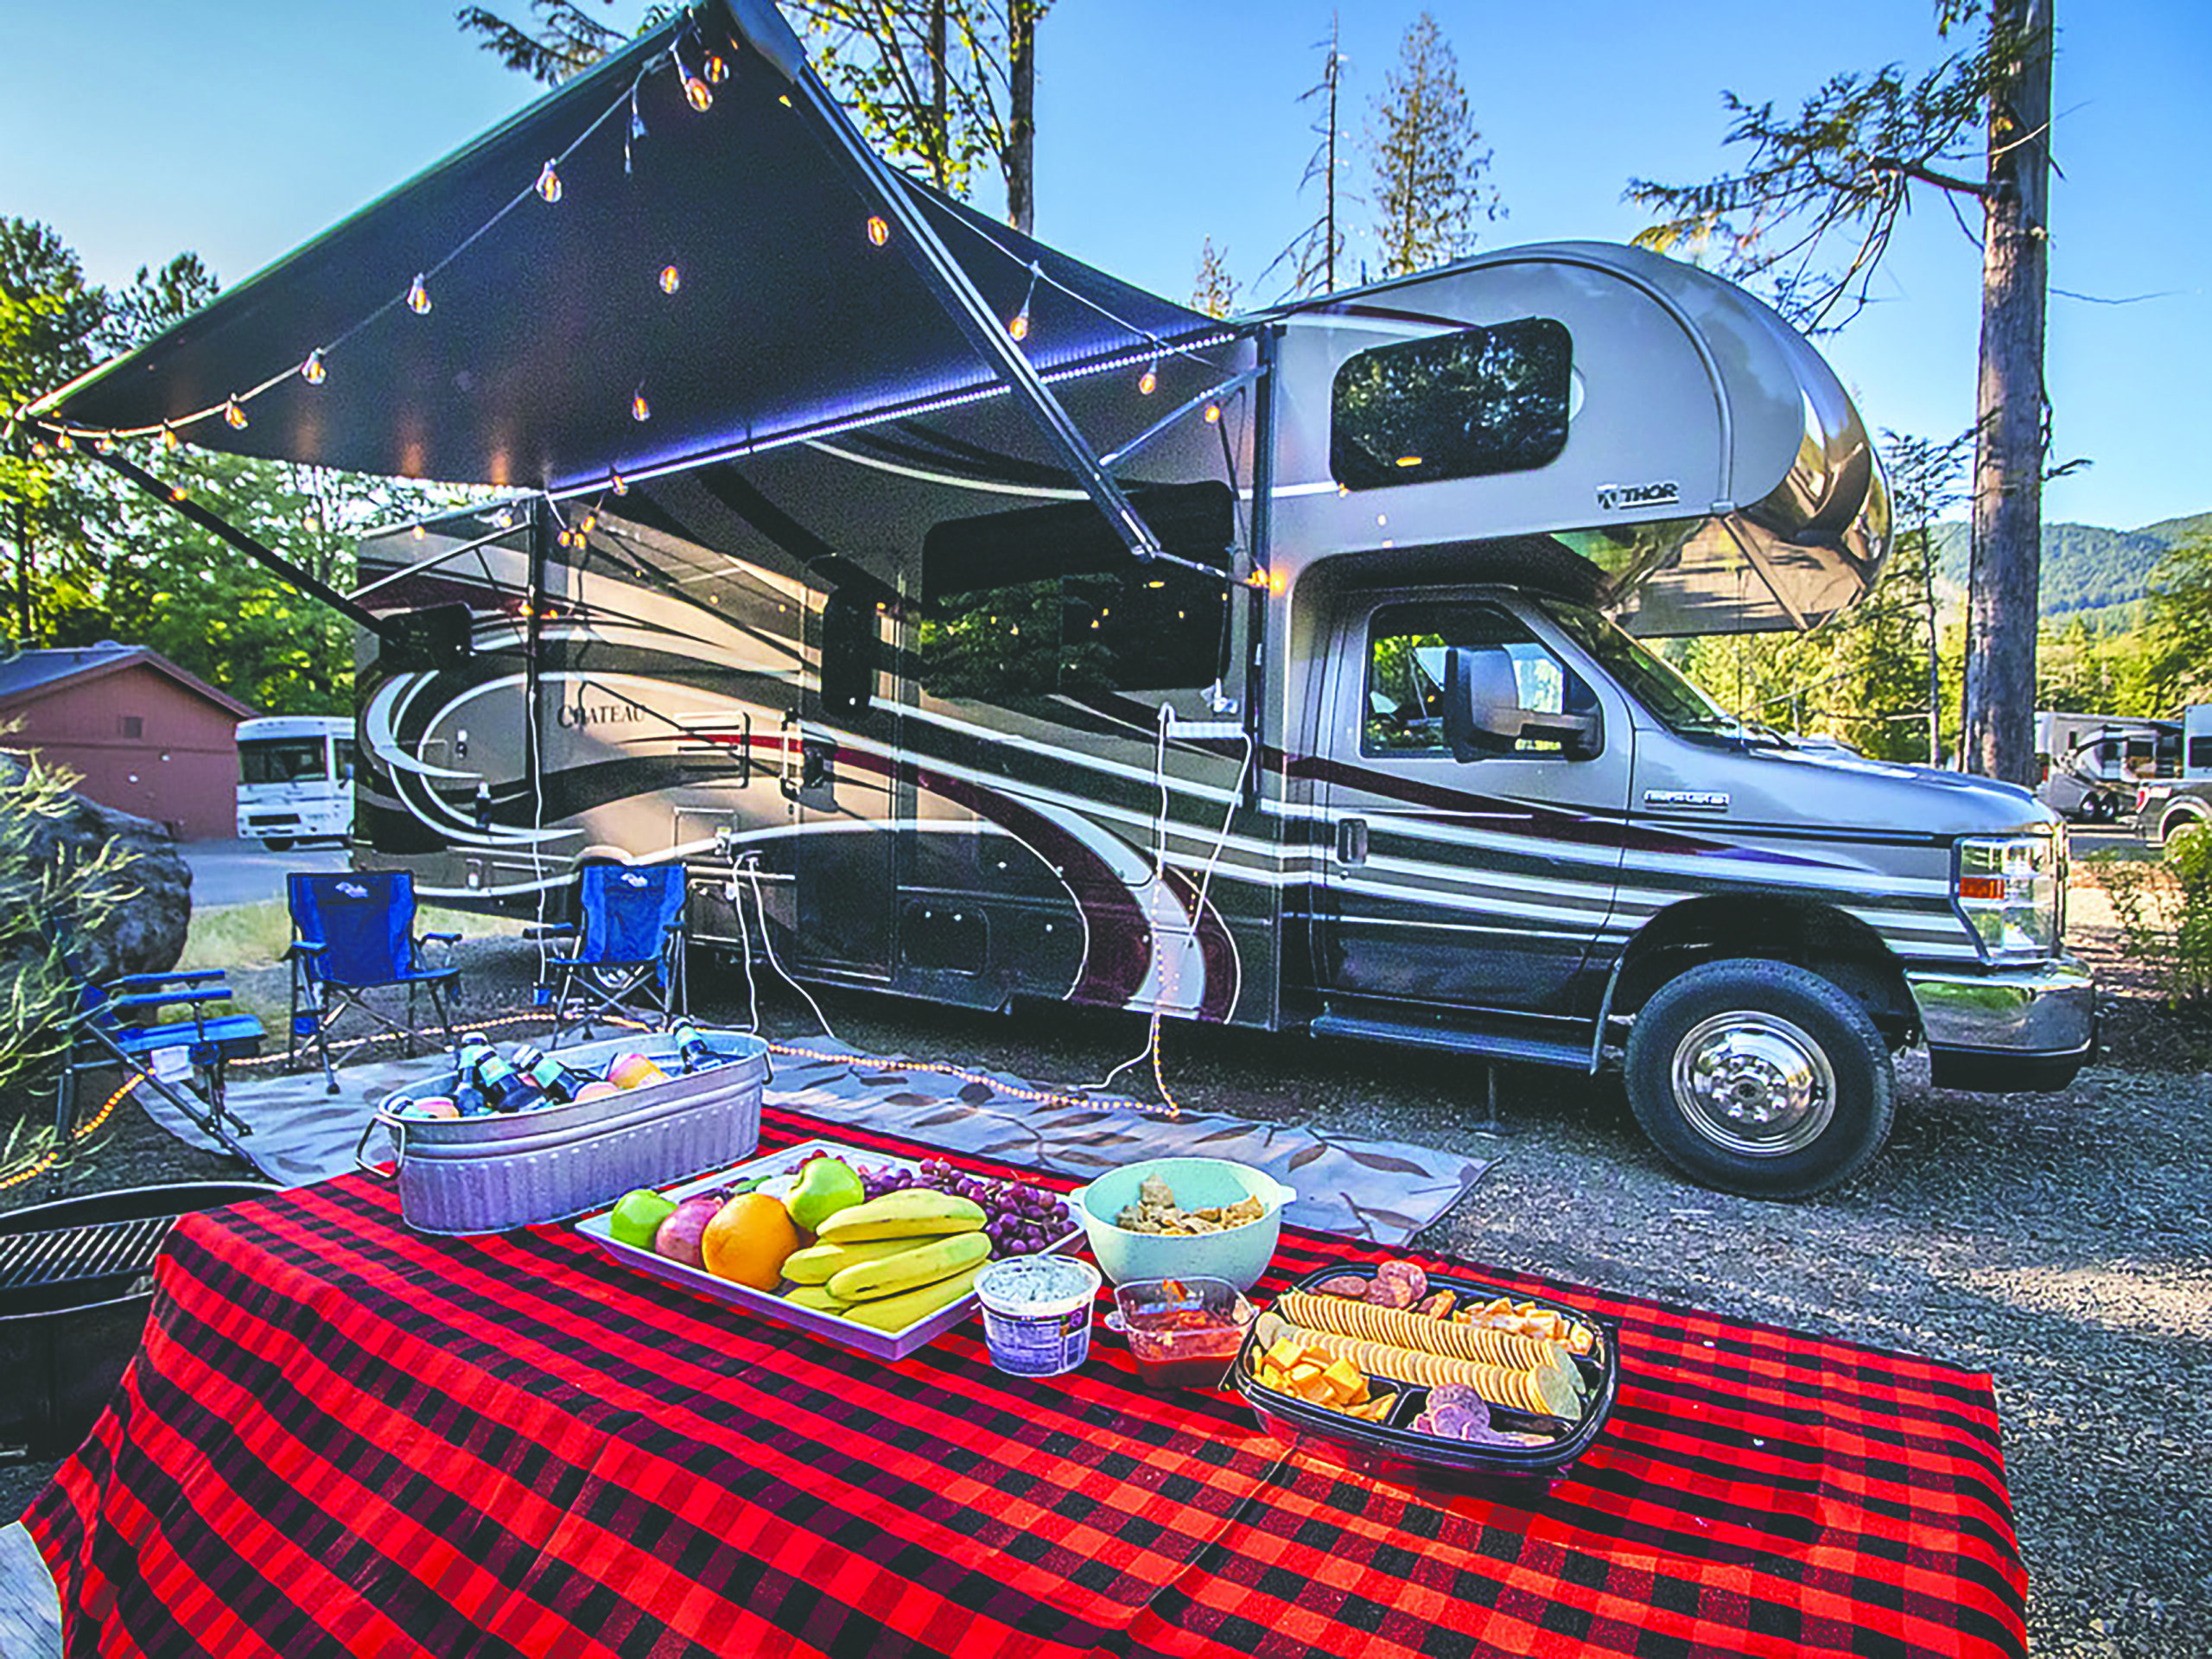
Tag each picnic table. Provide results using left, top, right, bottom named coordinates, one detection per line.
left=25, top=1106, right=2027, bottom=1657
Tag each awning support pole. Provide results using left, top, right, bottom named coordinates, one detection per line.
left=728, top=0, right=1166, bottom=562
left=84, top=445, right=400, bottom=643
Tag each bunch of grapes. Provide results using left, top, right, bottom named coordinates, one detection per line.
left=859, top=1158, right=1069, bottom=1257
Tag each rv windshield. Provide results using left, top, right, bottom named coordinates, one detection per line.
left=1535, top=600, right=1747, bottom=738
left=239, top=739, right=329, bottom=785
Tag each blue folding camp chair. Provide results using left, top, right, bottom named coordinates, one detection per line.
left=55, top=963, right=263, bottom=1157
left=538, top=863, right=690, bottom=1039
left=286, top=871, right=460, bottom=1093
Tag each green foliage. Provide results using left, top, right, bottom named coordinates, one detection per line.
left=0, top=746, right=143, bottom=1092
left=1192, top=238, right=1240, bottom=318
left=2133, top=533, right=2212, bottom=711
left=1931, top=519, right=2177, bottom=621
left=1624, top=14, right=2013, bottom=330
left=3, top=228, right=469, bottom=715
left=1366, top=13, right=1501, bottom=279
left=2088, top=824, right=2212, bottom=1006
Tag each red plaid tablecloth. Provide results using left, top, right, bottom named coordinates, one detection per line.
left=25, top=1106, right=2026, bottom=1657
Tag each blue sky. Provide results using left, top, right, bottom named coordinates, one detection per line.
left=4, top=0, right=2204, bottom=529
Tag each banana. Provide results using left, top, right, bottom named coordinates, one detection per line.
left=827, top=1232, right=991, bottom=1304
left=815, top=1189, right=986, bottom=1243
left=782, top=1284, right=850, bottom=1313
left=784, top=1235, right=944, bottom=1286
left=839, top=1262, right=988, bottom=1332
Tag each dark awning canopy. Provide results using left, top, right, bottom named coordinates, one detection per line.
left=26, top=0, right=1216, bottom=499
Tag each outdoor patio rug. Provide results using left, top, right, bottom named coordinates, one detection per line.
left=144, top=1024, right=1491, bottom=1246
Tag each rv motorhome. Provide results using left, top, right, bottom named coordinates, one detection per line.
left=344, top=242, right=2090, bottom=1198
left=2034, top=709, right=2174, bottom=823
left=26, top=2, right=2092, bottom=1198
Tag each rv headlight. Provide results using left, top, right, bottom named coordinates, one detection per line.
left=1953, top=832, right=2063, bottom=962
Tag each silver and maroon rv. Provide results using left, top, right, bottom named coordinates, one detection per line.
left=348, top=244, right=2092, bottom=1197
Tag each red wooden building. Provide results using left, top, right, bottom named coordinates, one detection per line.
left=0, top=645, right=256, bottom=841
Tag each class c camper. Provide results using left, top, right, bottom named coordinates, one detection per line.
left=27, top=1, right=2091, bottom=1196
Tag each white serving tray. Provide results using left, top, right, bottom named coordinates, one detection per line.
left=575, top=1139, right=1085, bottom=1362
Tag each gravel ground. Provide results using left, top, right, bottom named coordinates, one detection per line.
left=3, top=898, right=2207, bottom=1656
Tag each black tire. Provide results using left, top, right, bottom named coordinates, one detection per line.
left=1624, top=959, right=1895, bottom=1198
left=260, top=836, right=296, bottom=852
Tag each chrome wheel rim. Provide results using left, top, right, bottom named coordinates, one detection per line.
left=1669, top=1012, right=1834, bottom=1158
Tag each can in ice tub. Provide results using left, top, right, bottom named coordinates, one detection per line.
left=973, top=1255, right=1102, bottom=1377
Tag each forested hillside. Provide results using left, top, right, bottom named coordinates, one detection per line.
left=1934, top=512, right=2212, bottom=622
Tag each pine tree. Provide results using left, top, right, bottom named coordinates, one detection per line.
left=1365, top=13, right=1501, bottom=280
left=1263, top=15, right=1352, bottom=298
left=1627, top=1, right=2056, bottom=784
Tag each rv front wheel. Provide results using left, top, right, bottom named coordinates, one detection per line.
left=1624, top=960, right=1894, bottom=1198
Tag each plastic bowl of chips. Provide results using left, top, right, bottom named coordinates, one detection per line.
left=1066, top=1158, right=1293, bottom=1290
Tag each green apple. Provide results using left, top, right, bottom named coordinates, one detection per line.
left=785, top=1157, right=866, bottom=1233
left=608, top=1187, right=678, bottom=1249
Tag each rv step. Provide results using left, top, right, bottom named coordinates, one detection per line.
left=1307, top=1014, right=1590, bottom=1071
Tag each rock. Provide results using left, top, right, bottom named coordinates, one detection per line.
left=1, top=752, right=190, bottom=985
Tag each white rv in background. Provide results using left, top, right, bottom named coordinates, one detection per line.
left=235, top=715, right=355, bottom=849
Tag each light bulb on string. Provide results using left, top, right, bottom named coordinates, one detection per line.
left=610, top=468, right=628, bottom=496
left=867, top=216, right=889, bottom=246
left=29, top=439, right=47, bottom=460
left=55, top=429, right=72, bottom=452
left=224, top=396, right=248, bottom=430
left=1138, top=360, right=1159, bottom=396
left=658, top=264, right=681, bottom=295
left=674, top=44, right=713, bottom=111
left=301, top=349, right=327, bottom=385
left=407, top=274, right=432, bottom=315
left=631, top=386, right=652, bottom=423
left=168, top=483, right=187, bottom=502
left=161, top=424, right=179, bottom=452
left=536, top=159, right=563, bottom=204
left=1007, top=261, right=1040, bottom=343
left=1204, top=403, right=1222, bottom=423
left=626, top=85, right=648, bottom=173
left=579, top=512, right=598, bottom=535
left=706, top=53, right=728, bottom=83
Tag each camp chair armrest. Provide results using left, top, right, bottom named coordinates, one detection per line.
left=103, top=987, right=234, bottom=1013
left=524, top=922, right=579, bottom=941
left=284, top=939, right=330, bottom=959
left=418, top=931, right=463, bottom=945
left=106, top=969, right=226, bottom=988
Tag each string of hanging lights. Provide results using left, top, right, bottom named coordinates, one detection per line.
left=10, top=2, right=1236, bottom=521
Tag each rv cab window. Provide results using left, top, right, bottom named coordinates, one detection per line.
left=1331, top=318, right=1573, bottom=491
left=1363, top=602, right=1587, bottom=758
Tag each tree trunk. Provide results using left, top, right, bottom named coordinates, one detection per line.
left=14, top=501, right=30, bottom=643
left=1923, top=535, right=1943, bottom=766
left=1962, top=0, right=2053, bottom=785
left=928, top=0, right=948, bottom=190
left=1003, top=0, right=1036, bottom=235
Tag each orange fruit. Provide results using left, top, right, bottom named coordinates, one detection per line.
left=700, top=1192, right=802, bottom=1290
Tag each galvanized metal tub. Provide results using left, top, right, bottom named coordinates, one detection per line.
left=363, top=1031, right=768, bottom=1235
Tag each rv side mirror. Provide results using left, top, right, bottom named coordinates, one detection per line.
left=1443, top=646, right=1600, bottom=760
left=819, top=589, right=878, bottom=718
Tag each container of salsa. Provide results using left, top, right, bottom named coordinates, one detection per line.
left=1105, top=1276, right=1255, bottom=1389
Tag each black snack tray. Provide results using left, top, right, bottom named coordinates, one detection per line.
left=1234, top=1264, right=1621, bottom=1483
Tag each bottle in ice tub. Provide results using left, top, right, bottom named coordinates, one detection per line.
left=451, top=1037, right=496, bottom=1116
left=513, top=1044, right=592, bottom=1103
left=670, top=1020, right=722, bottom=1074
left=604, top=1052, right=671, bottom=1090
left=476, top=1052, right=549, bottom=1113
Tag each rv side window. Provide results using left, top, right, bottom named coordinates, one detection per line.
left=1363, top=602, right=1586, bottom=758
left=1331, top=318, right=1573, bottom=491
left=918, top=564, right=1229, bottom=701
left=2191, top=737, right=2212, bottom=772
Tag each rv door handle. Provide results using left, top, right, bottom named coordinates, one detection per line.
left=1336, top=817, right=1369, bottom=866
